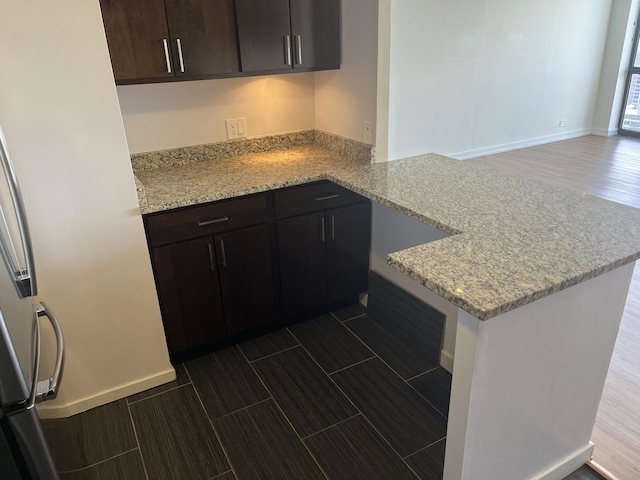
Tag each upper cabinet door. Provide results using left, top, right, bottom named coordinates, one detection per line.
left=290, top=0, right=340, bottom=70
left=164, top=0, right=240, bottom=76
left=235, top=0, right=293, bottom=72
left=99, top=0, right=174, bottom=81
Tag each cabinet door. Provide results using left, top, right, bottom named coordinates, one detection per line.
left=99, top=0, right=174, bottom=81
left=326, top=202, right=371, bottom=303
left=164, top=0, right=239, bottom=76
left=215, top=224, right=276, bottom=333
left=290, top=0, right=340, bottom=69
left=152, top=237, right=226, bottom=355
left=235, top=0, right=293, bottom=72
left=277, top=212, right=327, bottom=315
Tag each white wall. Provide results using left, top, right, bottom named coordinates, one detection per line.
left=381, top=0, right=613, bottom=161
left=0, top=0, right=173, bottom=417
left=593, top=0, right=640, bottom=136
left=314, top=0, right=379, bottom=144
left=118, top=74, right=316, bottom=153
left=375, top=0, right=392, bottom=162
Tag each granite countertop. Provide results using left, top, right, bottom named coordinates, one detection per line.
left=134, top=144, right=640, bottom=321
left=134, top=145, right=367, bottom=213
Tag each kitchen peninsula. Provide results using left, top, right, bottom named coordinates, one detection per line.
left=134, top=132, right=640, bottom=480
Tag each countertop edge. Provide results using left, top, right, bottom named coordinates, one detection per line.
left=387, top=252, right=640, bottom=320
left=139, top=173, right=330, bottom=215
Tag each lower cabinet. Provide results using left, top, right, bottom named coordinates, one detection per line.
left=145, top=183, right=371, bottom=358
left=278, top=212, right=328, bottom=314
left=152, top=237, right=226, bottom=354
left=146, top=196, right=275, bottom=356
left=152, top=225, right=275, bottom=355
left=214, top=224, right=275, bottom=334
left=278, top=201, right=371, bottom=315
left=326, top=202, right=371, bottom=303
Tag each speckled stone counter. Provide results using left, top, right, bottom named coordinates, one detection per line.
left=134, top=147, right=640, bottom=321
left=135, top=145, right=367, bottom=213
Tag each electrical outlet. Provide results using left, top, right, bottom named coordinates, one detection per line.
left=364, top=121, right=373, bottom=144
left=226, top=119, right=238, bottom=139
left=226, top=118, right=247, bottom=139
left=559, top=120, right=567, bottom=127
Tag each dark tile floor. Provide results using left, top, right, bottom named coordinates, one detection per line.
left=44, top=303, right=450, bottom=479
left=42, top=302, right=604, bottom=479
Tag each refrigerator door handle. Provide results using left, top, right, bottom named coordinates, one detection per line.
left=0, top=126, right=37, bottom=297
left=34, top=302, right=64, bottom=403
left=8, top=301, right=66, bottom=414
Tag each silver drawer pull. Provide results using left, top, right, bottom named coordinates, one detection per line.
left=331, top=215, right=335, bottom=240
left=176, top=38, right=185, bottom=73
left=197, top=216, right=229, bottom=227
left=321, top=217, right=326, bottom=243
left=314, top=194, right=340, bottom=202
left=207, top=243, right=215, bottom=271
left=162, top=39, right=172, bottom=73
left=284, top=35, right=292, bottom=66
left=220, top=240, right=227, bottom=267
left=295, top=35, right=303, bottom=65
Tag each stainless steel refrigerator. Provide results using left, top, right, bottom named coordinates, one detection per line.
left=0, top=125, right=64, bottom=479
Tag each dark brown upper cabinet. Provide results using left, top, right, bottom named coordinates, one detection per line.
left=235, top=0, right=341, bottom=73
left=290, top=0, right=341, bottom=70
left=99, top=0, right=172, bottom=81
left=99, top=0, right=239, bottom=84
left=165, top=0, right=239, bottom=77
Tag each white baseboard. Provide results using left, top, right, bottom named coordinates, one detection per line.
left=533, top=442, right=594, bottom=480
left=440, top=349, right=454, bottom=373
left=36, top=368, right=176, bottom=419
left=450, top=128, right=593, bottom=160
left=591, top=127, right=618, bottom=137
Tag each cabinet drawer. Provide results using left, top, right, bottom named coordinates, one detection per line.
left=146, top=195, right=267, bottom=247
left=274, top=181, right=365, bottom=219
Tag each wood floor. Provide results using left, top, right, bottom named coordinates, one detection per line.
left=473, top=135, right=640, bottom=480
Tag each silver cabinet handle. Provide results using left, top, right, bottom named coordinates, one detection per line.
left=197, top=216, right=229, bottom=227
left=0, top=126, right=37, bottom=297
left=321, top=217, right=326, bottom=243
left=34, top=302, right=64, bottom=403
left=284, top=35, right=292, bottom=66
left=314, top=194, right=339, bottom=202
left=220, top=240, right=227, bottom=267
left=163, top=39, right=172, bottom=73
left=295, top=35, right=303, bottom=65
left=207, top=243, right=215, bottom=271
left=176, top=38, right=185, bottom=73
left=331, top=215, right=335, bottom=240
